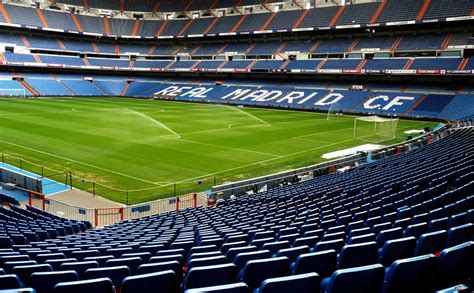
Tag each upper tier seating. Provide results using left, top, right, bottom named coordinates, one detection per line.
left=0, top=125, right=472, bottom=292
left=0, top=1, right=472, bottom=37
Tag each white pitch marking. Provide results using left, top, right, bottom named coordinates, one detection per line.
left=126, top=108, right=181, bottom=139
left=223, top=105, right=272, bottom=127
left=0, top=139, right=164, bottom=187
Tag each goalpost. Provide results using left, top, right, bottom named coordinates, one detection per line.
left=353, top=116, right=399, bottom=143
left=0, top=89, right=27, bottom=98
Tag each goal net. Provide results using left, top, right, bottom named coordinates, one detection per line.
left=0, top=89, right=26, bottom=98
left=353, top=116, right=399, bottom=143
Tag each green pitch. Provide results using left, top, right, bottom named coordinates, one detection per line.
left=0, top=97, right=436, bottom=204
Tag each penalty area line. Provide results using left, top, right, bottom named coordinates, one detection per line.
left=0, top=139, right=165, bottom=187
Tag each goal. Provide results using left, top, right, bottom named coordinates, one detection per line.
left=353, top=116, right=399, bottom=143
left=0, top=88, right=26, bottom=98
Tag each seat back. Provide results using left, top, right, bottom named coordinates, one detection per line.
left=233, top=250, right=271, bottom=272
left=379, top=237, right=416, bottom=267
left=53, top=277, right=114, bottom=293
left=45, top=258, right=77, bottom=271
left=183, top=263, right=237, bottom=290
left=149, top=254, right=184, bottom=267
left=415, top=230, right=447, bottom=256
left=83, top=256, right=114, bottom=267
left=383, top=254, right=437, bottom=293
left=262, top=241, right=290, bottom=255
left=31, top=271, right=79, bottom=293
left=137, top=261, right=182, bottom=280
left=376, top=228, right=403, bottom=247
left=312, top=239, right=345, bottom=254
left=446, top=223, right=473, bottom=247
left=257, top=272, right=320, bottom=293
left=435, top=242, right=473, bottom=289
left=85, top=266, right=130, bottom=289
left=122, top=270, right=178, bottom=293
left=12, top=264, right=53, bottom=287
left=188, top=255, right=228, bottom=269
left=325, top=264, right=384, bottom=293
left=291, top=249, right=337, bottom=278
left=337, top=242, right=378, bottom=269
left=226, top=246, right=257, bottom=262
left=105, top=257, right=142, bottom=274
left=59, top=261, right=99, bottom=279
left=156, top=249, right=186, bottom=257
left=239, top=257, right=290, bottom=291
left=0, top=274, right=21, bottom=290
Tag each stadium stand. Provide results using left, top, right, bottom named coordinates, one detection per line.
left=0, top=3, right=473, bottom=293
left=0, top=123, right=472, bottom=292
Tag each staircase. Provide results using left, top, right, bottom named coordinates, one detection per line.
left=370, top=0, right=387, bottom=24
left=132, top=20, right=140, bottom=36
left=19, top=80, right=40, bottom=96
left=417, top=0, right=431, bottom=20
left=404, top=59, right=414, bottom=70
left=156, top=20, right=168, bottom=36
left=294, top=9, right=309, bottom=29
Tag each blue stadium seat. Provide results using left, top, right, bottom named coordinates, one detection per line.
left=221, top=242, right=246, bottom=254
left=188, top=255, right=228, bottom=269
left=233, top=250, right=271, bottom=272
left=379, top=237, right=416, bottom=267
left=435, top=242, right=473, bottom=289
left=291, top=250, right=337, bottom=278
left=274, top=246, right=309, bottom=263
left=85, top=266, right=130, bottom=290
left=0, top=237, right=13, bottom=248
left=382, top=254, right=437, bottom=293
left=376, top=228, right=403, bottom=248
left=404, top=223, right=428, bottom=238
left=121, top=252, right=152, bottom=263
left=45, top=259, right=77, bottom=271
left=150, top=254, right=184, bottom=266
left=321, top=264, right=385, bottom=293
left=182, top=263, right=238, bottom=291
left=53, top=277, right=114, bottom=293
left=446, top=224, right=473, bottom=247
left=312, top=239, right=345, bottom=254
left=35, top=253, right=66, bottom=264
left=415, top=230, right=447, bottom=256
left=255, top=272, right=320, bottom=293
left=59, top=261, right=99, bottom=279
left=105, top=257, right=142, bottom=274
left=31, top=271, right=79, bottom=293
left=347, top=234, right=376, bottom=244
left=156, top=249, right=186, bottom=257
left=292, top=236, right=320, bottom=248
left=0, top=274, right=21, bottom=289
left=83, top=256, right=114, bottom=267
left=122, top=270, right=178, bottom=293
left=11, top=264, right=52, bottom=287
left=262, top=241, right=290, bottom=255
left=138, top=244, right=164, bottom=255
left=226, top=246, right=258, bottom=262
left=137, top=260, right=182, bottom=277
left=71, top=250, right=100, bottom=261
left=337, top=242, right=378, bottom=269
left=238, top=257, right=290, bottom=291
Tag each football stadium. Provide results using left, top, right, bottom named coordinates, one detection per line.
left=0, top=0, right=473, bottom=292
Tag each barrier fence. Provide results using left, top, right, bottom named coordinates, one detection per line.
left=29, top=191, right=208, bottom=227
